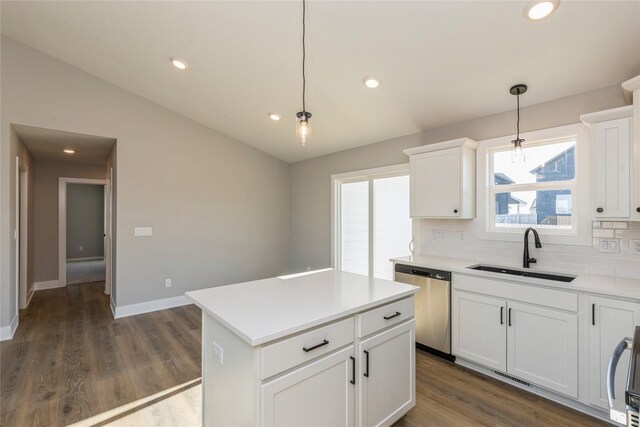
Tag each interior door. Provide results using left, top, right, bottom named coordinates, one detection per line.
left=359, top=320, right=415, bottom=427
left=506, top=301, right=578, bottom=398
left=261, top=346, right=355, bottom=427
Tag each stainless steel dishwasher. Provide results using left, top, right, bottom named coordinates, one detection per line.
left=394, top=263, right=454, bottom=361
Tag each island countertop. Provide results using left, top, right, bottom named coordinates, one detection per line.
left=186, top=269, right=419, bottom=346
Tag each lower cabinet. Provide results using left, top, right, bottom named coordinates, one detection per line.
left=452, top=290, right=578, bottom=398
left=588, top=296, right=640, bottom=411
left=358, top=321, right=415, bottom=427
left=452, top=292, right=506, bottom=371
left=507, top=301, right=578, bottom=398
left=262, top=346, right=356, bottom=427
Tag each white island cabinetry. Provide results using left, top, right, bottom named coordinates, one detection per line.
left=187, top=269, right=419, bottom=427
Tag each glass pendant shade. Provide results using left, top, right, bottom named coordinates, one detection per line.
left=296, top=111, right=312, bottom=146
left=511, top=138, right=525, bottom=163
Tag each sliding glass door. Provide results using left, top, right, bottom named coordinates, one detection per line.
left=334, top=165, right=411, bottom=280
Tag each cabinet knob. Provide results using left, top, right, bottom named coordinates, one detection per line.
left=454, top=209, right=458, bottom=214
left=637, top=207, right=640, bottom=213
left=596, top=207, right=603, bottom=213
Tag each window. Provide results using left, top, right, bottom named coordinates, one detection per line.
left=490, top=138, right=576, bottom=231
left=333, top=164, right=411, bottom=280
left=477, top=123, right=591, bottom=246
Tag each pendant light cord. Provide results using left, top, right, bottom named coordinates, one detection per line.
left=302, top=0, right=306, bottom=113
left=516, top=90, right=520, bottom=141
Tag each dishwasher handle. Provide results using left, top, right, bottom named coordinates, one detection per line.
left=394, top=264, right=450, bottom=281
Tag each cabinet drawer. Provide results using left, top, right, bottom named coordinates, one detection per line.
left=358, top=297, right=415, bottom=338
left=260, top=317, right=354, bottom=380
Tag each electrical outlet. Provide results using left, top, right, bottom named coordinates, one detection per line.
left=79, top=246, right=83, bottom=252
left=165, top=278, right=172, bottom=288
left=212, top=341, right=223, bottom=364
left=599, top=239, right=620, bottom=253
left=431, top=230, right=446, bottom=240
left=631, top=240, right=640, bottom=254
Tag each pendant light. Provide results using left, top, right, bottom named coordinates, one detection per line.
left=295, top=0, right=312, bottom=146
left=510, top=84, right=527, bottom=163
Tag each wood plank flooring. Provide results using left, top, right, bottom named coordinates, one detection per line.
left=1, top=282, right=201, bottom=427
left=2, top=282, right=607, bottom=426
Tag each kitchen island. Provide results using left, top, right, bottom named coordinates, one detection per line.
left=186, top=269, right=420, bottom=427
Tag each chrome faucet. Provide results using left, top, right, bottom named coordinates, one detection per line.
left=523, top=227, right=542, bottom=268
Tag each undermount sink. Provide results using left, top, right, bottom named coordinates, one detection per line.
left=467, top=264, right=576, bottom=283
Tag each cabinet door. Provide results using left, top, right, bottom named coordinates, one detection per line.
left=588, top=296, right=640, bottom=410
left=410, top=148, right=460, bottom=218
left=452, top=291, right=506, bottom=371
left=359, top=320, right=415, bottom=427
left=506, top=301, right=578, bottom=398
left=594, top=118, right=631, bottom=218
left=261, top=346, right=355, bottom=427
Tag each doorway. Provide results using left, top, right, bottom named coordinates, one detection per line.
left=59, top=178, right=108, bottom=287
left=15, top=157, right=29, bottom=309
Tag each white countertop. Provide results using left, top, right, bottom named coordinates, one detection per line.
left=186, top=269, right=419, bottom=346
left=391, top=254, right=640, bottom=301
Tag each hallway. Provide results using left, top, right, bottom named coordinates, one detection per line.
left=66, top=259, right=106, bottom=285
left=0, top=283, right=201, bottom=426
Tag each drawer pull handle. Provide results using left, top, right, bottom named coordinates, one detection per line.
left=592, top=303, right=596, bottom=326
left=383, top=311, right=401, bottom=320
left=302, top=339, right=329, bottom=352
left=500, top=306, right=504, bottom=325
left=508, top=308, right=512, bottom=326
left=363, top=350, right=370, bottom=377
left=350, top=356, right=356, bottom=385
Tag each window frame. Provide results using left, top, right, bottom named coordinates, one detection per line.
left=476, top=123, right=592, bottom=246
left=331, top=163, right=411, bottom=276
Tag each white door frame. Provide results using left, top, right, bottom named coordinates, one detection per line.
left=58, top=177, right=107, bottom=287
left=104, top=167, right=113, bottom=295
left=15, top=156, right=29, bottom=314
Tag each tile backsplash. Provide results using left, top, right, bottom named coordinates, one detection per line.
left=419, top=219, right=640, bottom=279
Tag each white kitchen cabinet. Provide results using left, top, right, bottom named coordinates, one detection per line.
left=581, top=106, right=633, bottom=219
left=622, top=75, right=640, bottom=220
left=452, top=278, right=578, bottom=399
left=506, top=301, right=578, bottom=398
left=262, top=346, right=356, bottom=427
left=588, top=296, right=640, bottom=411
left=452, top=290, right=506, bottom=371
left=404, top=138, right=477, bottom=219
left=359, top=320, right=415, bottom=427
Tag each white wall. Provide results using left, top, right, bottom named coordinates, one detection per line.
left=290, top=84, right=629, bottom=272
left=0, top=36, right=290, bottom=328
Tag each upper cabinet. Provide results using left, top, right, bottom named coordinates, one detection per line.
left=404, top=138, right=478, bottom=219
left=623, top=75, right=640, bottom=220
left=581, top=106, right=633, bottom=219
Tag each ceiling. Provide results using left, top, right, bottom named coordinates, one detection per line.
left=14, top=124, right=116, bottom=165
left=2, top=1, right=639, bottom=163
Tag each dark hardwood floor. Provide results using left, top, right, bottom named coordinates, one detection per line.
left=1, top=282, right=606, bottom=426
left=0, top=282, right=201, bottom=427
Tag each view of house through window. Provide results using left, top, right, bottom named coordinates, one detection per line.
left=337, top=170, right=411, bottom=280
left=490, top=138, right=576, bottom=231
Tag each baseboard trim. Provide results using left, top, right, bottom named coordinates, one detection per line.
left=67, top=257, right=104, bottom=262
left=26, top=288, right=35, bottom=307
left=34, top=280, right=64, bottom=290
left=0, top=314, right=19, bottom=341
left=113, top=295, right=192, bottom=319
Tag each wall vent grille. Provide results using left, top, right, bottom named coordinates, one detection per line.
left=493, top=371, right=532, bottom=387
left=630, top=411, right=639, bottom=427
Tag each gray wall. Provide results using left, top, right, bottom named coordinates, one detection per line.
left=289, top=84, right=628, bottom=272
left=1, top=36, right=290, bottom=329
left=66, top=184, right=104, bottom=259
left=32, top=159, right=106, bottom=283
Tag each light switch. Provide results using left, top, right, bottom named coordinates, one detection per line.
left=134, top=227, right=153, bottom=237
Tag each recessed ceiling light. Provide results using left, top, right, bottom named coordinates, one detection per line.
left=170, top=57, right=188, bottom=70
left=269, top=113, right=281, bottom=121
left=524, top=0, right=559, bottom=20
left=363, top=77, right=380, bottom=89
left=63, top=149, right=75, bottom=154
